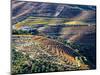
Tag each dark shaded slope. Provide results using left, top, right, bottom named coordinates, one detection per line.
left=12, top=0, right=96, bottom=24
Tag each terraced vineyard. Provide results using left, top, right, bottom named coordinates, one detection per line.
left=11, top=0, right=96, bottom=74
left=12, top=35, right=90, bottom=74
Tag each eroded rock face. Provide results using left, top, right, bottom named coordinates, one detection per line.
left=12, top=35, right=89, bottom=70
